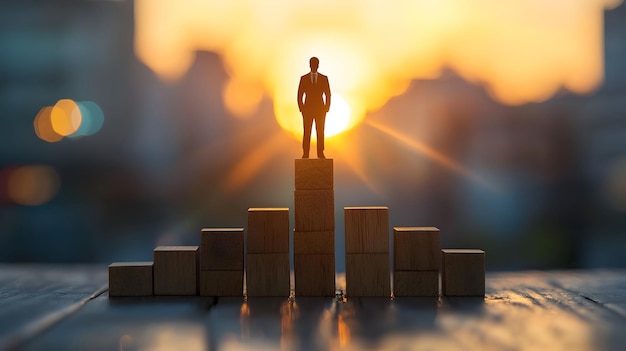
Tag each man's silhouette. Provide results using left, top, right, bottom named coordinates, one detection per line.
left=298, top=57, right=331, bottom=159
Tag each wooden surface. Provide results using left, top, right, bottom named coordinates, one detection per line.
left=344, top=206, right=390, bottom=254
left=1, top=266, right=626, bottom=350
left=294, top=189, right=335, bottom=231
left=200, top=228, right=244, bottom=271
left=442, top=249, right=486, bottom=296
left=245, top=253, right=290, bottom=297
left=294, top=231, right=335, bottom=254
left=345, top=253, right=391, bottom=297
left=153, top=246, right=199, bottom=296
left=393, top=227, right=440, bottom=271
left=294, top=254, right=336, bottom=296
left=246, top=208, right=290, bottom=254
left=199, top=270, right=243, bottom=297
left=294, top=158, right=334, bottom=189
left=108, top=262, right=153, bottom=297
left=393, top=270, right=439, bottom=297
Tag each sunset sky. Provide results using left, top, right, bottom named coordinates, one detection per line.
left=135, top=0, right=622, bottom=138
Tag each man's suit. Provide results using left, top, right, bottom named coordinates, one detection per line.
left=297, top=72, right=331, bottom=157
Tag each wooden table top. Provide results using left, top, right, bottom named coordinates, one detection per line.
left=1, top=265, right=625, bottom=351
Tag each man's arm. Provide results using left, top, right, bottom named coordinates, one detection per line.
left=297, top=77, right=305, bottom=112
left=324, top=76, right=331, bottom=112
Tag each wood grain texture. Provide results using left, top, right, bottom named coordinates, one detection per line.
left=442, top=249, right=485, bottom=296
left=345, top=253, right=391, bottom=297
left=6, top=267, right=626, bottom=351
left=108, top=262, right=153, bottom=297
left=393, top=227, right=440, bottom=271
left=393, top=271, right=439, bottom=297
left=246, top=253, right=290, bottom=297
left=247, top=208, right=290, bottom=254
left=294, top=231, right=335, bottom=254
left=200, top=228, right=244, bottom=271
left=294, top=254, right=335, bottom=296
left=294, top=158, right=334, bottom=190
left=153, top=246, right=199, bottom=296
left=199, top=270, right=243, bottom=297
left=344, top=207, right=389, bottom=254
left=294, top=190, right=335, bottom=231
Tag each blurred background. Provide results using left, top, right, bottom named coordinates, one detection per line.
left=1, top=0, right=625, bottom=271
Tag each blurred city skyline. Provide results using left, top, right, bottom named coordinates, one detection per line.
left=1, top=0, right=625, bottom=271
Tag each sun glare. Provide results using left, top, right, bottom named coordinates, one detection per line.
left=134, top=0, right=622, bottom=139
left=325, top=95, right=352, bottom=137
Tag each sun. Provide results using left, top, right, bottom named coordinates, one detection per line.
left=324, top=95, right=352, bottom=137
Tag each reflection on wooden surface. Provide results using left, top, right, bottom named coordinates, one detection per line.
left=1, top=266, right=626, bottom=350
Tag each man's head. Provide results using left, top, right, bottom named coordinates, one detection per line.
left=309, top=57, right=319, bottom=73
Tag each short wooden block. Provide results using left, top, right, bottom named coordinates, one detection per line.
left=394, top=227, right=440, bottom=271
left=295, top=158, right=334, bottom=190
left=294, top=231, right=335, bottom=254
left=108, top=262, right=153, bottom=297
left=441, top=249, right=485, bottom=297
left=393, top=271, right=439, bottom=297
left=200, top=228, right=244, bottom=271
left=294, top=254, right=335, bottom=296
left=247, top=208, right=289, bottom=254
left=246, top=253, right=290, bottom=297
left=345, top=253, right=390, bottom=297
left=294, top=190, right=335, bottom=231
left=199, top=270, right=243, bottom=297
left=344, top=207, right=389, bottom=254
left=153, top=246, right=198, bottom=296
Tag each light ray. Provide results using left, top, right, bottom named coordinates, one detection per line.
left=367, top=120, right=498, bottom=192
left=224, top=132, right=287, bottom=191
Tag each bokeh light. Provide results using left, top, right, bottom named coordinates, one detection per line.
left=7, top=165, right=60, bottom=206
left=51, top=99, right=82, bottom=136
left=34, top=106, right=63, bottom=143
left=134, top=0, right=622, bottom=139
left=72, top=101, right=105, bottom=137
left=34, top=99, right=104, bottom=142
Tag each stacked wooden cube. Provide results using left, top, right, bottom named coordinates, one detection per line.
left=393, top=227, right=440, bottom=297
left=293, top=159, right=336, bottom=296
left=441, top=249, right=485, bottom=296
left=246, top=208, right=290, bottom=296
left=199, top=228, right=244, bottom=296
left=344, top=206, right=390, bottom=297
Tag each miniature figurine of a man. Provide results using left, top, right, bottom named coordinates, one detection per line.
left=297, top=57, right=331, bottom=159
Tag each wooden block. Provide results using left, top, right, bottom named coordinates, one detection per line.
left=441, top=249, right=485, bottom=297
left=153, top=246, right=198, bottom=296
left=344, top=207, right=389, bottom=254
left=199, top=270, right=243, bottom=297
left=246, top=253, right=290, bottom=297
left=393, top=227, right=440, bottom=271
left=294, top=189, right=334, bottom=231
left=294, top=254, right=335, bottom=296
left=294, top=231, right=335, bottom=254
left=247, top=208, right=289, bottom=254
left=295, top=158, right=334, bottom=190
left=108, top=262, right=153, bottom=297
left=393, top=271, right=439, bottom=297
left=345, top=253, right=390, bottom=297
left=200, top=228, right=244, bottom=270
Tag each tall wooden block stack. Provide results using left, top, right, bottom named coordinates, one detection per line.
left=344, top=206, right=390, bottom=297
left=393, top=227, right=440, bottom=297
left=294, top=159, right=336, bottom=296
left=153, top=246, right=199, bottom=295
left=442, top=249, right=485, bottom=296
left=199, top=228, right=244, bottom=296
left=246, top=208, right=290, bottom=296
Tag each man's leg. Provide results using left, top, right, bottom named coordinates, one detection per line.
left=302, top=112, right=313, bottom=158
left=315, top=113, right=326, bottom=158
